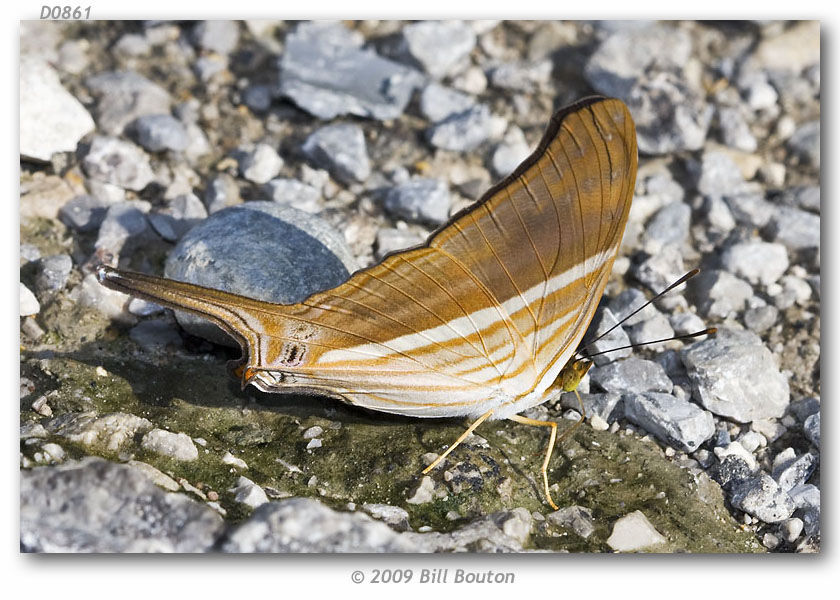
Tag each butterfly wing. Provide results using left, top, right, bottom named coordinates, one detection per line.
left=99, top=97, right=636, bottom=418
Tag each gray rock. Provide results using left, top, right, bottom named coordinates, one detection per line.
left=618, top=75, right=711, bottom=155
left=695, top=151, right=749, bottom=197
left=772, top=275, right=812, bottom=310
left=141, top=428, right=199, bottom=461
left=231, top=476, right=270, bottom=509
left=264, top=178, right=322, bottom=213
left=384, top=178, right=451, bottom=226
left=626, top=313, right=675, bottom=351
left=800, top=506, right=820, bottom=538
left=744, top=304, right=779, bottom=334
left=717, top=106, right=758, bottom=152
left=361, top=503, right=412, bottom=532
left=779, top=185, right=819, bottom=213
left=203, top=173, right=241, bottom=214
left=222, top=497, right=530, bottom=553
left=560, top=392, right=624, bottom=424
left=147, top=193, right=208, bottom=242
left=35, top=254, right=73, bottom=293
left=243, top=84, right=273, bottom=113
left=86, top=71, right=171, bottom=135
left=83, top=136, right=155, bottom=191
left=765, top=205, right=820, bottom=251
left=45, top=411, right=153, bottom=451
left=20, top=283, right=40, bottom=317
left=165, top=202, right=357, bottom=345
left=194, top=55, right=227, bottom=82
left=401, top=20, right=475, bottom=79
left=374, top=228, right=425, bottom=260
left=632, top=244, right=686, bottom=295
left=790, top=397, right=820, bottom=422
left=608, top=288, right=656, bottom=327
left=129, top=319, right=183, bottom=351
left=491, top=126, right=531, bottom=178
left=590, top=357, right=673, bottom=395
left=238, top=143, right=285, bottom=184
left=709, top=454, right=754, bottom=490
left=75, top=273, right=132, bottom=321
left=681, top=328, right=790, bottom=422
left=701, top=196, right=737, bottom=235
left=642, top=201, right=691, bottom=252
left=584, top=24, right=691, bottom=98
left=729, top=474, right=795, bottom=523
left=788, top=484, right=819, bottom=510
left=623, top=392, right=715, bottom=452
left=221, top=498, right=418, bottom=552
left=407, top=508, right=531, bottom=552
left=803, top=413, right=820, bottom=448
left=779, top=517, right=804, bottom=543
left=668, top=312, right=707, bottom=337
left=490, top=59, right=553, bottom=92
left=302, top=123, right=370, bottom=185
left=606, top=510, right=667, bottom=552
left=192, top=20, right=240, bottom=54
left=427, top=105, right=497, bottom=152
left=132, top=114, right=189, bottom=152
left=687, top=269, right=753, bottom=319
left=94, top=200, right=153, bottom=259
left=772, top=451, right=817, bottom=492
left=21, top=458, right=223, bottom=552
left=725, top=193, right=778, bottom=229
left=787, top=120, right=820, bottom=169
left=582, top=308, right=632, bottom=367
left=278, top=21, right=422, bottom=120
left=113, top=33, right=151, bottom=57
left=741, top=21, right=819, bottom=75
left=20, top=57, right=95, bottom=162
left=721, top=241, right=789, bottom=286
left=20, top=244, right=41, bottom=264
left=547, top=506, right=595, bottom=539
left=419, top=83, right=475, bottom=123
left=58, top=194, right=116, bottom=232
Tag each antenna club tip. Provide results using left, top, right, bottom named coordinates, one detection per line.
left=94, top=264, right=112, bottom=283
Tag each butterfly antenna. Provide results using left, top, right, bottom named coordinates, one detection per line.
left=576, top=268, right=701, bottom=358
left=580, top=327, right=716, bottom=361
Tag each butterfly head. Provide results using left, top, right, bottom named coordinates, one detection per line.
left=556, top=357, right=593, bottom=393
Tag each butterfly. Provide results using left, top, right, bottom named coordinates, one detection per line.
left=98, top=96, right=638, bottom=510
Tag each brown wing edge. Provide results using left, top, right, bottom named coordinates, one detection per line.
left=96, top=97, right=628, bottom=380
left=374, top=95, right=615, bottom=264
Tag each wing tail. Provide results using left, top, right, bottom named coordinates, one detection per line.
left=96, top=265, right=268, bottom=350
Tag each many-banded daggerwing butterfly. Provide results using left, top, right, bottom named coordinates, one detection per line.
left=98, top=96, right=637, bottom=509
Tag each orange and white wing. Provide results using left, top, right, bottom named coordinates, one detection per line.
left=98, top=97, right=637, bottom=419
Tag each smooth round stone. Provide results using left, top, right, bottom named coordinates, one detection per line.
left=165, top=201, right=358, bottom=346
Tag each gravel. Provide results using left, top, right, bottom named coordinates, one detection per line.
left=20, top=19, right=820, bottom=554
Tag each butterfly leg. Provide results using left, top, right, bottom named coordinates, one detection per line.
left=422, top=408, right=496, bottom=475
left=508, top=414, right=559, bottom=510
left=508, top=389, right=587, bottom=511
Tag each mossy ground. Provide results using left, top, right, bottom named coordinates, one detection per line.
left=22, top=321, right=763, bottom=552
